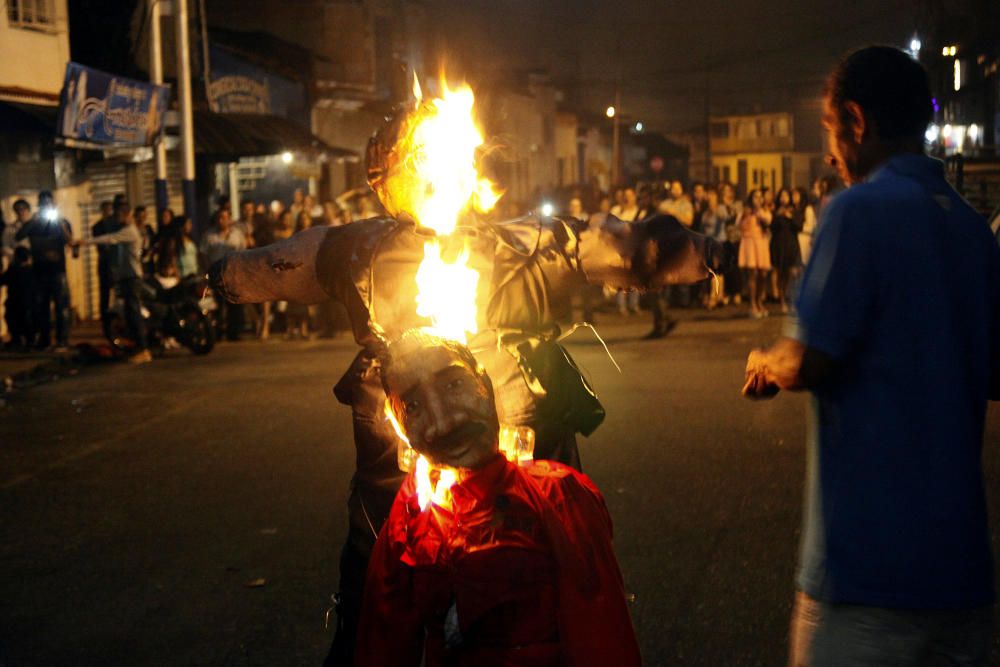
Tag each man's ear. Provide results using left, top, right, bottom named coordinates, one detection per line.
left=844, top=101, right=866, bottom=143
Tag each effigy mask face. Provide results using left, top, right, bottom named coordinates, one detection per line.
left=365, top=102, right=425, bottom=222
left=383, top=338, right=500, bottom=470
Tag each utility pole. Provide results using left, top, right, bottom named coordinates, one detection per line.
left=149, top=0, right=168, bottom=217
left=175, top=0, right=197, bottom=231
left=611, top=87, right=621, bottom=188
left=704, top=58, right=712, bottom=183
left=610, top=37, right=622, bottom=188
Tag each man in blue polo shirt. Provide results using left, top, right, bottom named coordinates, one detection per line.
left=743, top=46, right=1000, bottom=666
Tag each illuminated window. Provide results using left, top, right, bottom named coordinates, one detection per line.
left=7, top=0, right=56, bottom=30
left=954, top=59, right=962, bottom=91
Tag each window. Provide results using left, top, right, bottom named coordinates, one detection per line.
left=737, top=120, right=757, bottom=139
left=8, top=0, right=56, bottom=30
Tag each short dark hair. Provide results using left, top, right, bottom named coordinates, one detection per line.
left=13, top=199, right=30, bottom=212
left=825, top=45, right=932, bottom=142
left=114, top=201, right=130, bottom=215
left=134, top=205, right=146, bottom=215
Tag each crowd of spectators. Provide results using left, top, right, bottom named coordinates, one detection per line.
left=552, top=176, right=839, bottom=334
left=175, top=187, right=377, bottom=342
left=0, top=185, right=380, bottom=355
left=1, top=177, right=839, bottom=353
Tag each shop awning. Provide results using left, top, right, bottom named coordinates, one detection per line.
left=0, top=100, right=58, bottom=136
left=189, top=111, right=359, bottom=162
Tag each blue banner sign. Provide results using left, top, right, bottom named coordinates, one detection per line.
left=207, top=44, right=309, bottom=126
left=57, top=62, right=170, bottom=146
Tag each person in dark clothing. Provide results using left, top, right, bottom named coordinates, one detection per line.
left=1, top=247, right=37, bottom=350
left=768, top=188, right=802, bottom=313
left=92, top=200, right=118, bottom=330
left=75, top=202, right=151, bottom=364
left=15, top=191, right=76, bottom=349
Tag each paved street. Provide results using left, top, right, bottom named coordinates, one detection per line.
left=2, top=311, right=998, bottom=666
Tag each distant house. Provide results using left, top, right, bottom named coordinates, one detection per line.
left=709, top=101, right=826, bottom=197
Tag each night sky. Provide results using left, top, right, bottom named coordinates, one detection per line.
left=423, top=0, right=963, bottom=132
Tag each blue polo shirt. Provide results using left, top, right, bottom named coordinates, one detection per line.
left=794, top=154, right=1000, bottom=609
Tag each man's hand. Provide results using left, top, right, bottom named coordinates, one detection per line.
left=742, top=348, right=781, bottom=400
left=741, top=337, right=824, bottom=399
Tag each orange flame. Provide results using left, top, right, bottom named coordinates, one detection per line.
left=386, top=75, right=504, bottom=508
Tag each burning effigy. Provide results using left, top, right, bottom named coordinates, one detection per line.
left=352, top=329, right=641, bottom=665
left=209, top=74, right=720, bottom=661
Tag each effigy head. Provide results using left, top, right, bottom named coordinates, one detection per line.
left=366, top=101, right=422, bottom=220
left=380, top=330, right=500, bottom=470
left=365, top=79, right=500, bottom=232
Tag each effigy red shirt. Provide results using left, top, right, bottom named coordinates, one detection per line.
left=354, top=454, right=641, bottom=667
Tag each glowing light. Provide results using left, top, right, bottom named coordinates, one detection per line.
left=606, top=106, right=616, bottom=118
left=969, top=124, right=979, bottom=142
left=396, top=80, right=501, bottom=236
left=411, top=70, right=423, bottom=102
left=415, top=241, right=479, bottom=342
left=950, top=46, right=957, bottom=56
left=634, top=121, right=644, bottom=132
left=943, top=124, right=953, bottom=139
left=385, top=399, right=458, bottom=510
left=414, top=455, right=457, bottom=511
left=954, top=59, right=962, bottom=91
left=540, top=201, right=554, bottom=217
left=43, top=208, right=58, bottom=222
left=281, top=151, right=293, bottom=164
left=909, top=38, right=921, bottom=57
left=925, top=124, right=940, bottom=143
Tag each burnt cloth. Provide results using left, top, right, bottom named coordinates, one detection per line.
left=317, top=216, right=603, bottom=557
left=355, top=455, right=640, bottom=667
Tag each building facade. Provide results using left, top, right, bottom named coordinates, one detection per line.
left=709, top=103, right=826, bottom=197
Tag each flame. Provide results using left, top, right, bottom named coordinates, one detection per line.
left=392, top=78, right=499, bottom=345
left=402, top=80, right=500, bottom=235
left=386, top=76, right=504, bottom=509
left=412, top=70, right=423, bottom=102
left=385, top=399, right=456, bottom=511
left=415, top=241, right=479, bottom=342
left=414, top=456, right=457, bottom=511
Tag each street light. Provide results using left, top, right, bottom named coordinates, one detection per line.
left=281, top=151, right=293, bottom=164
left=634, top=121, right=644, bottom=132
left=908, top=36, right=921, bottom=59
left=605, top=106, right=616, bottom=118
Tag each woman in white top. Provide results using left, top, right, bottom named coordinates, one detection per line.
left=793, top=187, right=817, bottom=265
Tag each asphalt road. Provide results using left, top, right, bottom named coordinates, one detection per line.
left=2, top=312, right=999, bottom=666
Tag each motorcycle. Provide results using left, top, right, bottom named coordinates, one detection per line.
left=105, top=274, right=216, bottom=355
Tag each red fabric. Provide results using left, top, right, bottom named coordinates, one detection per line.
left=354, top=455, right=641, bottom=667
